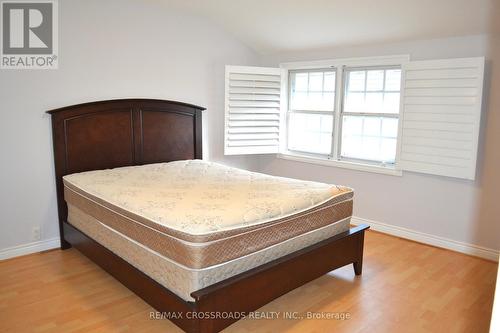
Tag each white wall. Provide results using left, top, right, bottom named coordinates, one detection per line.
left=255, top=35, right=500, bottom=251
left=1, top=2, right=496, bottom=259
left=0, top=0, right=260, bottom=253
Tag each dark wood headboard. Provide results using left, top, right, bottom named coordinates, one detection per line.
left=48, top=99, right=205, bottom=248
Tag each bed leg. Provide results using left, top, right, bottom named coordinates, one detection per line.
left=59, top=221, right=72, bottom=250
left=61, top=239, right=72, bottom=250
left=60, top=229, right=71, bottom=250
left=353, top=228, right=366, bottom=276
left=353, top=261, right=363, bottom=275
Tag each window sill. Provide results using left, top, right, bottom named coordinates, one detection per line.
left=277, top=153, right=403, bottom=176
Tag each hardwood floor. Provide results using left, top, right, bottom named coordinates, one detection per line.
left=0, top=231, right=497, bottom=333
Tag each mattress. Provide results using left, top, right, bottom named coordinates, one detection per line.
left=63, top=160, right=354, bottom=269
left=67, top=204, right=351, bottom=301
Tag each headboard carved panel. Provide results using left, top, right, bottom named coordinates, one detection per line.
left=63, top=109, right=135, bottom=173
left=48, top=99, right=205, bottom=248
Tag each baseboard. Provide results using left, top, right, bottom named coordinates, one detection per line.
left=0, top=238, right=61, bottom=261
left=351, top=216, right=499, bottom=262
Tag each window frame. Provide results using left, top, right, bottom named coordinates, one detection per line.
left=286, top=68, right=337, bottom=156
left=280, top=55, right=409, bottom=176
left=338, top=65, right=402, bottom=166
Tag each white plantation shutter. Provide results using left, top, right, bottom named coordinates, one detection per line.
left=399, top=57, right=485, bottom=180
left=224, top=65, right=282, bottom=155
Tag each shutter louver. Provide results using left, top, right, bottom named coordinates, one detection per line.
left=224, top=65, right=282, bottom=155
left=399, top=57, right=485, bottom=180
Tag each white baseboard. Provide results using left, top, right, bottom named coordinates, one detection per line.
left=351, top=216, right=499, bottom=262
left=0, top=238, right=61, bottom=261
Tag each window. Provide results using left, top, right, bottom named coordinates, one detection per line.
left=287, top=69, right=336, bottom=155
left=341, top=67, right=402, bottom=164
left=225, top=56, right=485, bottom=180
left=286, top=65, right=402, bottom=166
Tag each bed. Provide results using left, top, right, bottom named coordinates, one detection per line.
left=48, top=99, right=368, bottom=333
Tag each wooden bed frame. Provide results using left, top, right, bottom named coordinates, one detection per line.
left=48, top=99, right=369, bottom=333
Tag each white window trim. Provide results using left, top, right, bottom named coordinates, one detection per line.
left=279, top=55, right=410, bottom=176
left=339, top=66, right=401, bottom=164
left=286, top=68, right=338, bottom=156
left=277, top=152, right=403, bottom=176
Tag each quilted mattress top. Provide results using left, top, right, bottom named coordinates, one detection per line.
left=63, top=160, right=353, bottom=236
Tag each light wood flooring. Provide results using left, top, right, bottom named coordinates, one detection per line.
left=0, top=231, right=497, bottom=333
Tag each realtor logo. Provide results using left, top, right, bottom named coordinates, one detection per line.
left=1, top=0, right=58, bottom=69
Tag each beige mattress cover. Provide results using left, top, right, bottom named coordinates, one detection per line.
left=67, top=204, right=351, bottom=301
left=63, top=160, right=353, bottom=268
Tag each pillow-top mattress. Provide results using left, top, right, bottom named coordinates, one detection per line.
left=63, top=160, right=353, bottom=269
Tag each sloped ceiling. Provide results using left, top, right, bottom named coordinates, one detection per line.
left=167, top=0, right=492, bottom=55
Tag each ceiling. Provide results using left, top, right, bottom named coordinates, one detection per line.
left=167, top=0, right=492, bottom=55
